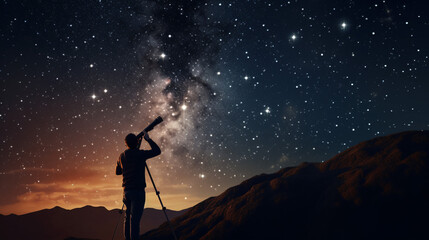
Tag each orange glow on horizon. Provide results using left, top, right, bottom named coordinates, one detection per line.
left=0, top=166, right=206, bottom=215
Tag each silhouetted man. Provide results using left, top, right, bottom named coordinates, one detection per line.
left=116, top=131, right=161, bottom=240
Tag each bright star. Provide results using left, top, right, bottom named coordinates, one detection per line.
left=181, top=104, right=187, bottom=110
left=340, top=21, right=347, bottom=30
left=103, top=89, right=108, bottom=93
left=291, top=34, right=297, bottom=40
left=91, top=94, right=96, bottom=99
left=160, top=53, right=166, bottom=59
left=265, top=107, right=271, bottom=114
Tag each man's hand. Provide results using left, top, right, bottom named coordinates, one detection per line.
left=143, top=131, right=150, bottom=141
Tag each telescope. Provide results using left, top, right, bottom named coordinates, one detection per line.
left=136, top=116, right=163, bottom=139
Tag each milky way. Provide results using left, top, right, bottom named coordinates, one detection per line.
left=1, top=0, right=428, bottom=214
left=128, top=0, right=231, bottom=171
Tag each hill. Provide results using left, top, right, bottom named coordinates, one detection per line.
left=0, top=205, right=186, bottom=240
left=142, top=130, right=429, bottom=240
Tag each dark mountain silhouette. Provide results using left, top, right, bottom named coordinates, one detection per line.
left=0, top=205, right=186, bottom=240
left=142, top=130, right=429, bottom=240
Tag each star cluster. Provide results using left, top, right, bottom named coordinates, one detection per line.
left=1, top=0, right=428, bottom=214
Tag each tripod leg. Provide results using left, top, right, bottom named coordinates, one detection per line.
left=112, top=203, right=125, bottom=240
left=145, top=164, right=178, bottom=240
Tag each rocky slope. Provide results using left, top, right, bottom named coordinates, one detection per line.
left=142, top=131, right=429, bottom=240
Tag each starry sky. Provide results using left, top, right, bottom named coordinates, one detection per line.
left=1, top=0, right=428, bottom=215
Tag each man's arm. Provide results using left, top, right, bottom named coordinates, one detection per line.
left=143, top=132, right=161, bottom=158
left=116, top=155, right=122, bottom=175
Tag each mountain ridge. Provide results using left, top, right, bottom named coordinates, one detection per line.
left=0, top=205, right=187, bottom=240
left=142, top=130, right=429, bottom=240
left=0, top=204, right=181, bottom=217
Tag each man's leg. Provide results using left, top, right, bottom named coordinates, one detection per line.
left=130, top=190, right=145, bottom=240
left=123, top=191, right=132, bottom=240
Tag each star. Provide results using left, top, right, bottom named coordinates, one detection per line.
left=265, top=107, right=271, bottom=114
left=160, top=53, right=166, bottom=59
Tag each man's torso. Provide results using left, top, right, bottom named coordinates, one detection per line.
left=120, top=149, right=148, bottom=190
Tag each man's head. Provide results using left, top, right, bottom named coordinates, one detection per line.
left=125, top=133, right=138, bottom=149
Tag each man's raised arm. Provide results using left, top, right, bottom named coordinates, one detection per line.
left=143, top=132, right=161, bottom=158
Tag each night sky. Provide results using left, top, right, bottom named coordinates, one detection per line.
left=1, top=0, right=428, bottom=215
